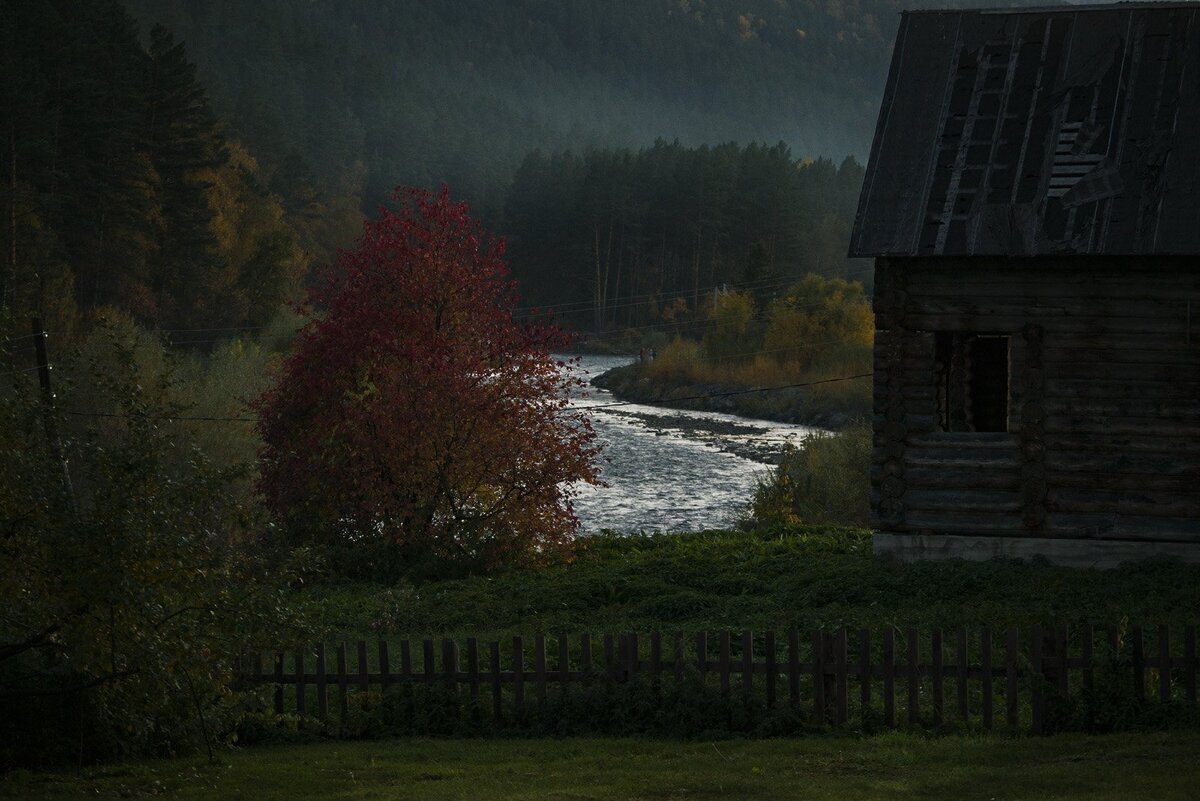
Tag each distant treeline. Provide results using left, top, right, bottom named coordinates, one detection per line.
left=0, top=0, right=360, bottom=338
left=505, top=141, right=866, bottom=329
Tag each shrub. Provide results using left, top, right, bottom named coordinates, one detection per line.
left=748, top=423, right=871, bottom=527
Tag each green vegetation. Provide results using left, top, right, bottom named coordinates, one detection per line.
left=300, top=527, right=1200, bottom=641
left=0, top=320, right=307, bottom=769
left=748, top=425, right=872, bottom=528
left=5, top=733, right=1200, bottom=800
left=593, top=275, right=872, bottom=425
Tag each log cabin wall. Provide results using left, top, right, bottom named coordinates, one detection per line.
left=871, top=255, right=1200, bottom=565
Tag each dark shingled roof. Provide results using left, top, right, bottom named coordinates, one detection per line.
left=849, top=3, right=1200, bottom=257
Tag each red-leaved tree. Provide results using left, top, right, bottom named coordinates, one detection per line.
left=254, top=187, right=600, bottom=572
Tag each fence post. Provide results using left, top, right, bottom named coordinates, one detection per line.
left=674, top=632, right=685, bottom=685
left=1081, top=625, right=1094, bottom=693
left=627, top=633, right=639, bottom=680
left=651, top=631, right=663, bottom=683
left=859, top=629, right=871, bottom=718
left=513, top=636, right=525, bottom=715
left=603, top=633, right=615, bottom=681
left=697, top=631, right=708, bottom=681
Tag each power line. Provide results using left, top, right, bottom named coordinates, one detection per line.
left=579, top=372, right=873, bottom=411
left=63, top=410, right=257, bottom=422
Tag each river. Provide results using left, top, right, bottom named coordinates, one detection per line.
left=565, top=354, right=822, bottom=534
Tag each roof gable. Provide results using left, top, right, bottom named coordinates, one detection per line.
left=849, top=3, right=1200, bottom=257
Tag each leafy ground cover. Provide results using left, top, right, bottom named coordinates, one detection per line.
left=301, top=527, right=1200, bottom=641
left=5, top=732, right=1199, bottom=800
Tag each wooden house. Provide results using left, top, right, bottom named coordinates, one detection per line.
left=850, top=3, right=1200, bottom=566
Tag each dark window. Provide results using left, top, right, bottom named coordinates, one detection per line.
left=934, top=332, right=1010, bottom=432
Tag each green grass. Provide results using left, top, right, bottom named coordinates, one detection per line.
left=301, top=527, right=1200, bottom=641
left=6, top=733, right=1200, bottom=800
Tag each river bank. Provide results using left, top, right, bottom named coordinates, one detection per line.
left=590, top=360, right=867, bottom=429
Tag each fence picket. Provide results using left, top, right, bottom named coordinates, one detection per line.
left=858, top=629, right=871, bottom=716
left=883, top=627, right=895, bottom=728
left=241, top=622, right=1198, bottom=736
left=981, top=626, right=992, bottom=730
left=337, top=642, right=349, bottom=718
left=1159, top=625, right=1171, bottom=703
left=379, top=640, right=391, bottom=690
left=835, top=628, right=848, bottom=725
left=558, top=634, right=570, bottom=692
left=788, top=627, right=800, bottom=706
left=956, top=627, right=968, bottom=722
left=468, top=638, right=480, bottom=702
left=534, top=634, right=547, bottom=708
left=513, top=636, right=525, bottom=715
left=720, top=631, right=731, bottom=696
left=811, top=629, right=825, bottom=722
left=604, top=633, right=615, bottom=680
left=931, top=627, right=943, bottom=726
left=273, top=651, right=284, bottom=715
left=1187, top=627, right=1197, bottom=703
left=489, top=641, right=502, bottom=722
left=295, top=649, right=306, bottom=716
left=1081, top=625, right=1093, bottom=693
left=1030, top=625, right=1043, bottom=735
left=742, top=630, right=753, bottom=694
left=356, top=641, right=369, bottom=693
left=400, top=639, right=412, bottom=682
left=906, top=627, right=919, bottom=727
left=766, top=630, right=777, bottom=708
left=1132, top=625, right=1145, bottom=702
left=1006, top=627, right=1018, bottom=729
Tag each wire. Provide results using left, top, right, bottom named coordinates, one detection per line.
left=63, top=410, right=257, bottom=422
left=0, top=365, right=41, bottom=379
left=579, top=372, right=873, bottom=410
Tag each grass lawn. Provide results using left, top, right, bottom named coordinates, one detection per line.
left=303, top=527, right=1200, bottom=640
left=5, top=733, right=1199, bottom=800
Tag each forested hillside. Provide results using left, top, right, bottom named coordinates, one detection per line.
left=506, top=141, right=864, bottom=324
left=0, top=0, right=360, bottom=336
left=121, top=0, right=1035, bottom=224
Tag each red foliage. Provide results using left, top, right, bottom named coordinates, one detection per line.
left=254, top=187, right=600, bottom=570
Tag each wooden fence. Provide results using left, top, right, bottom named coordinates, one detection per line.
left=241, top=624, right=1199, bottom=734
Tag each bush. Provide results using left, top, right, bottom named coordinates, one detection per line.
left=0, top=320, right=309, bottom=769
left=747, top=423, right=871, bottom=527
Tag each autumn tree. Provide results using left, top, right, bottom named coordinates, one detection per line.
left=254, top=188, right=600, bottom=574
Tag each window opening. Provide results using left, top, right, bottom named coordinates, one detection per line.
left=934, top=332, right=1010, bottom=433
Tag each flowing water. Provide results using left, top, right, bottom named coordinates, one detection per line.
left=565, top=354, right=822, bottom=533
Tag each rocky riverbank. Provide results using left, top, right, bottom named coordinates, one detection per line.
left=591, top=362, right=864, bottom=430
